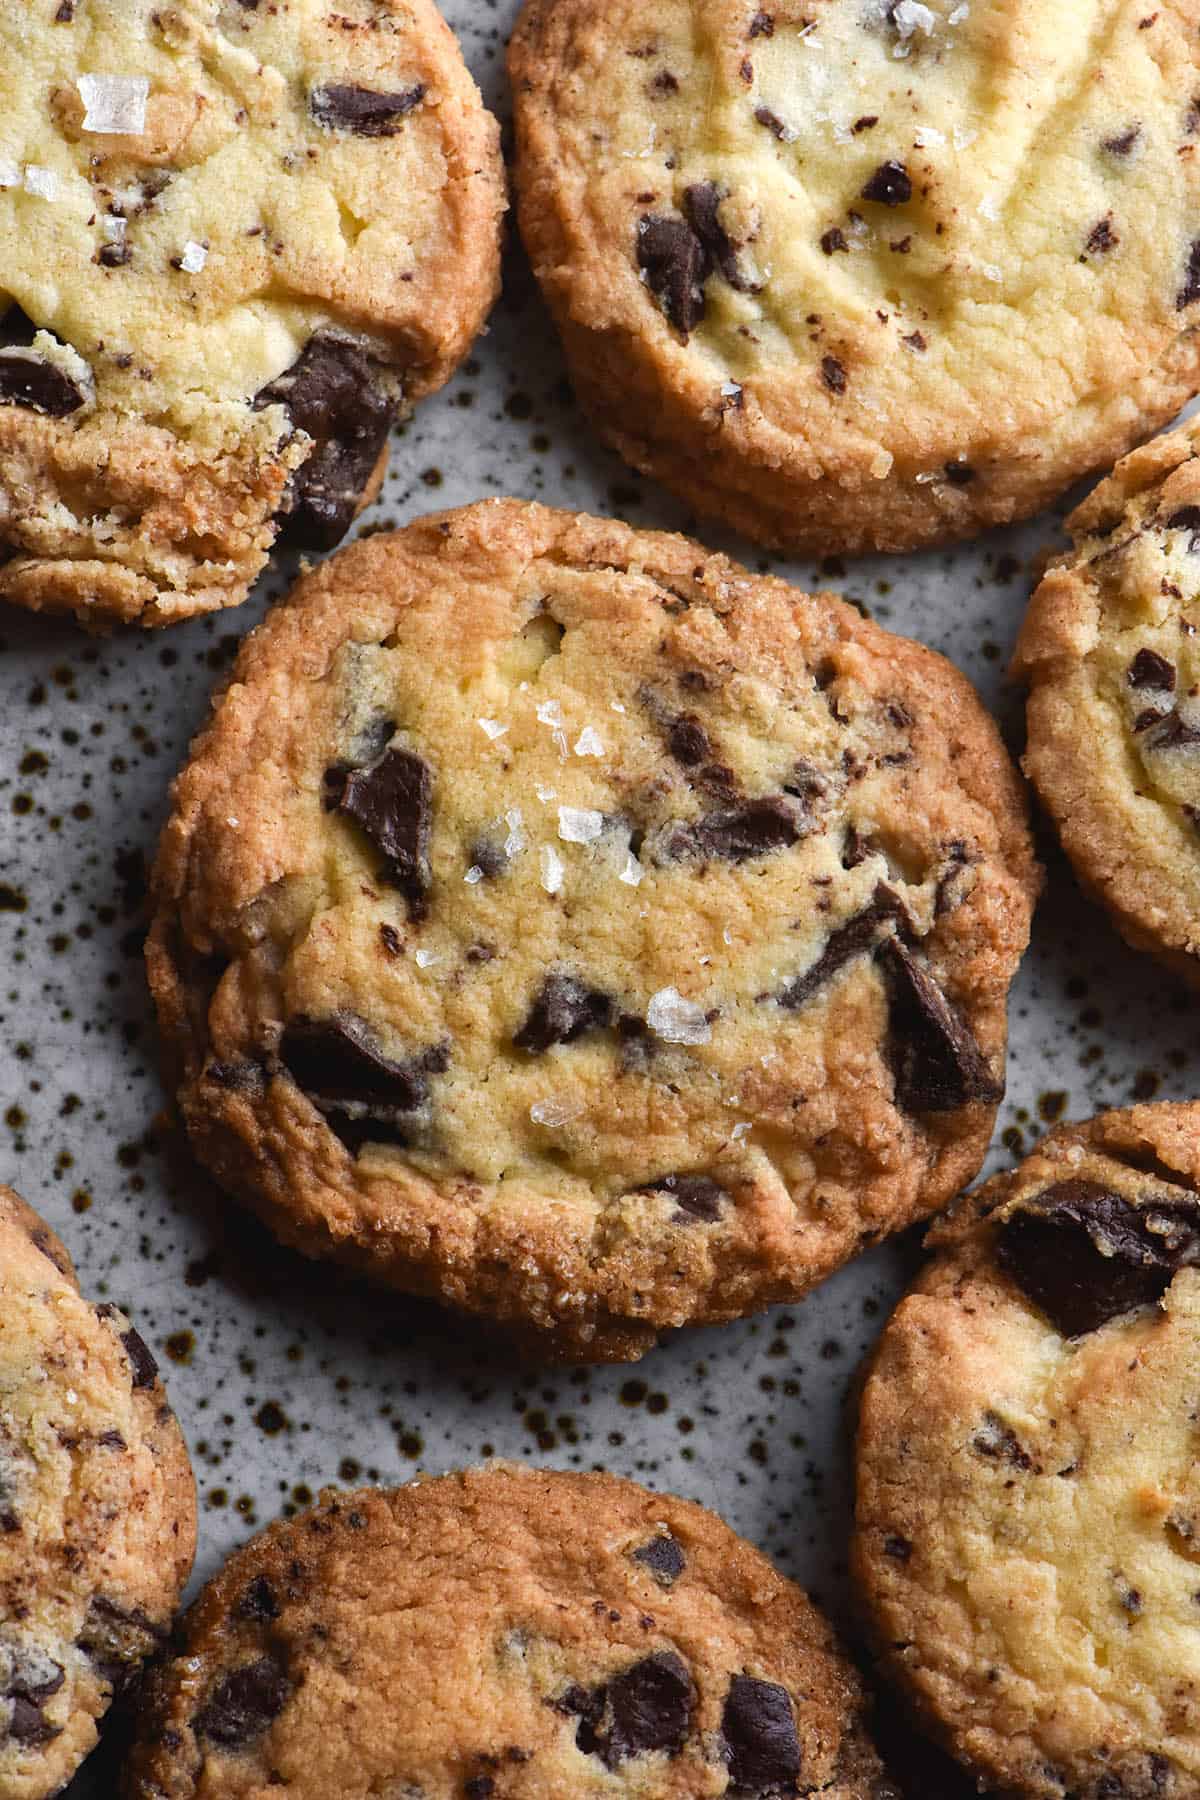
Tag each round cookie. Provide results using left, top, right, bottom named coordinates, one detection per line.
left=509, top=0, right=1200, bottom=556
left=854, top=1101, right=1200, bottom=1800
left=1015, top=416, right=1200, bottom=984
left=0, top=0, right=504, bottom=629
left=125, top=1464, right=898, bottom=1799
left=0, top=1182, right=196, bottom=1798
left=146, top=498, right=1038, bottom=1360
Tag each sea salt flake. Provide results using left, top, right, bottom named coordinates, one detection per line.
left=23, top=166, right=59, bottom=201
left=558, top=806, right=603, bottom=843
left=610, top=700, right=626, bottom=714
left=978, top=193, right=1000, bottom=221
left=535, top=782, right=557, bottom=802
left=981, top=262, right=1003, bottom=283
left=530, top=1097, right=583, bottom=1127
left=503, top=807, right=525, bottom=855
left=953, top=125, right=977, bottom=149
left=540, top=844, right=564, bottom=894
left=464, top=865, right=484, bottom=885
left=948, top=3, right=969, bottom=20
left=731, top=1121, right=752, bottom=1141
left=720, top=379, right=743, bottom=398
left=892, top=0, right=935, bottom=35
left=77, top=73, right=149, bottom=135
left=179, top=239, right=207, bottom=273
left=647, top=987, right=711, bottom=1046
left=619, top=851, right=643, bottom=887
left=553, top=728, right=569, bottom=760
left=0, top=157, right=20, bottom=189
left=536, top=699, right=563, bottom=726
left=574, top=726, right=604, bottom=757
left=102, top=215, right=126, bottom=243
left=914, top=124, right=945, bottom=147
left=414, top=947, right=440, bottom=968
left=723, top=926, right=733, bottom=945
left=477, top=717, right=507, bottom=741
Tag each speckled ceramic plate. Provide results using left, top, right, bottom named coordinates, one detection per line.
left=1, top=8, right=1197, bottom=1794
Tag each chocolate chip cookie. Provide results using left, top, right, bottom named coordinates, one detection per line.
left=125, top=1464, right=898, bottom=1799
left=0, top=1182, right=195, bottom=1797
left=854, top=1102, right=1200, bottom=1800
left=0, top=0, right=503, bottom=628
left=146, top=498, right=1038, bottom=1360
left=1015, top=416, right=1200, bottom=983
left=510, top=0, right=1200, bottom=555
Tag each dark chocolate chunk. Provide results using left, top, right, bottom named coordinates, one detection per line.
left=1134, top=707, right=1167, bottom=734
left=721, top=1674, right=801, bottom=1794
left=1167, top=505, right=1200, bottom=550
left=1102, top=124, right=1141, bottom=156
left=632, top=1532, right=686, bottom=1583
left=777, top=887, right=901, bottom=1011
left=309, top=83, right=425, bottom=135
left=330, top=743, right=432, bottom=910
left=820, top=227, right=849, bottom=254
left=254, top=333, right=398, bottom=548
left=279, top=1013, right=438, bottom=1113
left=1178, top=239, right=1200, bottom=310
left=6, top=1656, right=64, bottom=1708
left=637, top=215, right=707, bottom=337
left=1128, top=649, right=1176, bottom=691
left=6, top=1698, right=60, bottom=1746
left=97, top=241, right=132, bottom=268
left=657, top=796, right=805, bottom=865
left=996, top=1179, right=1200, bottom=1336
left=1142, top=711, right=1200, bottom=752
left=121, top=1326, right=158, bottom=1389
left=514, top=974, right=613, bottom=1053
left=1084, top=216, right=1118, bottom=254
left=943, top=460, right=975, bottom=485
left=0, top=351, right=85, bottom=416
left=972, top=1410, right=1034, bottom=1471
left=235, top=1574, right=280, bottom=1623
left=879, top=938, right=1001, bottom=1112
left=76, top=1597, right=167, bottom=1691
left=193, top=1655, right=291, bottom=1749
left=666, top=714, right=713, bottom=766
left=683, top=181, right=757, bottom=292
left=821, top=354, right=847, bottom=394
left=861, top=161, right=912, bottom=206
left=640, top=1173, right=728, bottom=1222
left=602, top=1653, right=694, bottom=1764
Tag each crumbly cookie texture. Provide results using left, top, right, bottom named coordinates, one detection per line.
left=0, top=0, right=503, bottom=629
left=510, top=0, right=1200, bottom=556
left=125, top=1464, right=898, bottom=1800
left=1015, top=417, right=1200, bottom=984
left=854, top=1102, right=1200, bottom=1800
left=0, top=1182, right=196, bottom=1800
left=147, top=498, right=1038, bottom=1361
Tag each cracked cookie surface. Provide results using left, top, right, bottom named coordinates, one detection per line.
left=510, top=0, right=1200, bottom=555
left=0, top=0, right=503, bottom=628
left=147, top=498, right=1038, bottom=1360
left=124, top=1464, right=898, bottom=1800
left=1016, top=417, right=1200, bottom=985
left=0, top=1182, right=195, bottom=1799
left=854, top=1102, right=1200, bottom=1800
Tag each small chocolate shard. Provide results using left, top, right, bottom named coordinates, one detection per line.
left=1128, top=649, right=1176, bottom=691
left=330, top=743, right=432, bottom=911
left=1167, top=505, right=1200, bottom=550
left=192, top=1655, right=291, bottom=1749
left=0, top=351, right=85, bottom=416
left=754, top=106, right=790, bottom=139
left=1084, top=216, right=1117, bottom=255
left=861, top=161, right=912, bottom=206
left=972, top=1410, right=1034, bottom=1471
left=821, top=354, right=848, bottom=394
left=120, top=1326, right=159, bottom=1389
left=632, top=1532, right=686, bottom=1583
left=640, top=1173, right=727, bottom=1223
left=682, top=181, right=757, bottom=292
left=637, top=214, right=707, bottom=337
left=1102, top=124, right=1141, bottom=156
left=1142, top=711, right=1200, bottom=752
left=309, top=83, right=425, bottom=135
left=1178, top=239, right=1200, bottom=310
left=666, top=714, right=712, bottom=767
left=254, top=333, right=398, bottom=548
left=657, top=796, right=805, bottom=865
left=279, top=1013, right=439, bottom=1113
left=996, top=1179, right=1200, bottom=1337
left=880, top=937, right=1001, bottom=1113
left=721, top=1674, right=801, bottom=1794
left=820, top=226, right=849, bottom=255
left=514, top=974, right=613, bottom=1053
left=777, top=886, right=901, bottom=1011
left=235, top=1574, right=280, bottom=1623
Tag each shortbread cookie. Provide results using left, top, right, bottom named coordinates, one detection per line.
left=146, top=499, right=1037, bottom=1360
left=510, top=0, right=1200, bottom=555
left=1015, top=417, right=1200, bottom=984
left=0, top=0, right=503, bottom=628
left=125, top=1464, right=898, bottom=1799
left=0, top=1182, right=195, bottom=1798
left=855, top=1102, right=1200, bottom=1800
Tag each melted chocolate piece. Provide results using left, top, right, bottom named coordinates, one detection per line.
left=657, top=796, right=804, bottom=865
left=1167, top=505, right=1200, bottom=551
left=777, top=887, right=901, bottom=1011
left=1179, top=239, right=1200, bottom=310
left=943, top=460, right=975, bottom=485
left=996, top=1179, right=1200, bottom=1336
left=254, top=334, right=398, bottom=548
left=514, top=975, right=613, bottom=1053
left=566, top=1653, right=695, bottom=1767
left=1142, top=711, right=1200, bottom=752
left=309, top=83, right=425, bottom=135
left=637, top=214, right=707, bottom=337
left=330, top=743, right=432, bottom=911
left=972, top=1411, right=1034, bottom=1471
left=721, top=1674, right=801, bottom=1794
left=640, top=1173, right=727, bottom=1222
left=632, top=1532, right=686, bottom=1583
left=666, top=714, right=712, bottom=767
left=6, top=1698, right=60, bottom=1746
left=879, top=938, right=1001, bottom=1112
left=861, top=161, right=912, bottom=205
left=193, top=1655, right=291, bottom=1749
left=235, top=1575, right=280, bottom=1623
left=683, top=182, right=756, bottom=292
left=280, top=1013, right=442, bottom=1116
left=76, top=1597, right=167, bottom=1692
left=0, top=351, right=85, bottom=416
left=1128, top=649, right=1176, bottom=690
